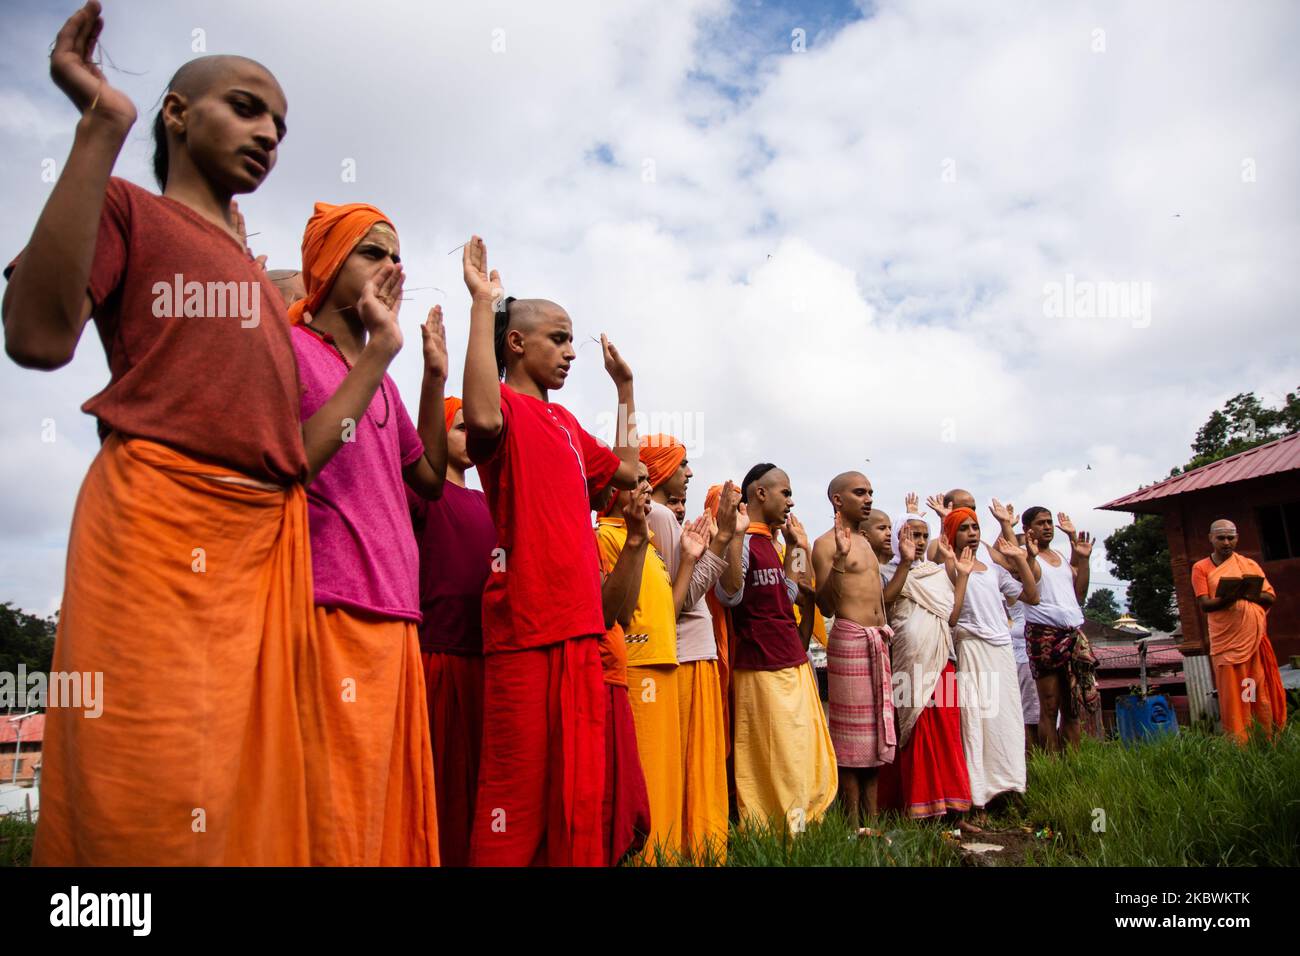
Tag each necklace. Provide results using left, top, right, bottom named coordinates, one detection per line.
left=302, top=324, right=390, bottom=428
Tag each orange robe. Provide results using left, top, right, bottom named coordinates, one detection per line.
left=1191, top=553, right=1287, bottom=743
left=306, top=607, right=439, bottom=865
left=34, top=436, right=315, bottom=865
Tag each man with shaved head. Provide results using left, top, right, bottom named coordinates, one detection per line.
left=1191, top=519, right=1287, bottom=743
left=4, top=4, right=351, bottom=865
left=813, top=472, right=895, bottom=827
left=268, top=268, right=305, bottom=308
left=715, top=463, right=837, bottom=830
left=460, top=237, right=641, bottom=865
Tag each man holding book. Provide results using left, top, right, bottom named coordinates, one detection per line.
left=1191, top=519, right=1287, bottom=743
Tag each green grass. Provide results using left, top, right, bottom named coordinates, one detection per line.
left=644, top=722, right=1300, bottom=867
left=0, top=812, right=36, bottom=867
left=3, top=723, right=1295, bottom=867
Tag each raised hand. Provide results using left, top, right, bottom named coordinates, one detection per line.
left=230, top=200, right=267, bottom=269
left=994, top=535, right=1026, bottom=561
left=905, top=492, right=923, bottom=516
left=954, top=545, right=976, bottom=576
left=989, top=498, right=1016, bottom=526
left=357, top=262, right=404, bottom=352
left=601, top=334, right=633, bottom=387
left=1056, top=512, right=1078, bottom=541
left=785, top=513, right=811, bottom=553
left=50, top=2, right=136, bottom=130
left=420, top=305, right=448, bottom=380
left=680, top=514, right=711, bottom=561
left=926, top=493, right=951, bottom=520
left=624, top=487, right=651, bottom=542
left=833, top=511, right=852, bottom=558
left=715, top=480, right=740, bottom=537
left=933, top=534, right=955, bottom=564
left=1073, top=530, right=1094, bottom=560
left=1024, top=533, right=1039, bottom=558
left=898, top=523, right=918, bottom=562
left=462, top=235, right=502, bottom=305
left=734, top=501, right=752, bottom=537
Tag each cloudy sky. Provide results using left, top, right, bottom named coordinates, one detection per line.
left=1, top=0, right=1297, bottom=617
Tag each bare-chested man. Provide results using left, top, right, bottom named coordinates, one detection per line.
left=813, top=472, right=894, bottom=827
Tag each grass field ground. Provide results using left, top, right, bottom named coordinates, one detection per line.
left=2, top=723, right=1296, bottom=867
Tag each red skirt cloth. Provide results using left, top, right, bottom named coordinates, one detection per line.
left=422, top=651, right=485, bottom=868
left=469, top=637, right=605, bottom=866
left=603, top=682, right=651, bottom=866
left=877, top=661, right=971, bottom=818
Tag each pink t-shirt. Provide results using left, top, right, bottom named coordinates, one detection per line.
left=293, top=325, right=424, bottom=621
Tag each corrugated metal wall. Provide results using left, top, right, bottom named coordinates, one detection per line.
left=1183, top=653, right=1219, bottom=728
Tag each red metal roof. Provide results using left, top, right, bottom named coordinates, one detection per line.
left=0, top=713, right=44, bottom=745
left=1099, top=432, right=1300, bottom=513
left=1091, top=644, right=1185, bottom=669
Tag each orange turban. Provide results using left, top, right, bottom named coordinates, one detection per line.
left=639, top=434, right=686, bottom=489
left=286, top=201, right=394, bottom=325
left=443, top=396, right=463, bottom=433
left=942, top=507, right=979, bottom=549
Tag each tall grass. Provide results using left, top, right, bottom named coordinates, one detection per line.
left=1020, top=723, right=1300, bottom=866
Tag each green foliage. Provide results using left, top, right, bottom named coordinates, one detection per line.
left=0, top=814, right=36, bottom=867
left=1082, top=587, right=1121, bottom=625
left=1105, top=516, right=1177, bottom=631
left=1175, top=388, right=1300, bottom=475
left=0, top=602, right=57, bottom=681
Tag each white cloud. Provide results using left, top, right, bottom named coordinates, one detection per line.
left=1, top=0, right=1296, bottom=616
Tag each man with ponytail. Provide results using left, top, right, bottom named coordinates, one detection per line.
left=458, top=236, right=641, bottom=866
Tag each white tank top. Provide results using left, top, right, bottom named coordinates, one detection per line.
left=1023, top=550, right=1084, bottom=628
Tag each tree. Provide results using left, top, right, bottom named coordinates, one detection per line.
left=1082, top=587, right=1121, bottom=625
left=0, top=602, right=57, bottom=690
left=1174, top=387, right=1300, bottom=475
left=1105, top=515, right=1177, bottom=631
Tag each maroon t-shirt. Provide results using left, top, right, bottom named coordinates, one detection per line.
left=409, top=481, right=498, bottom=655
left=729, top=532, right=808, bottom=671
left=5, top=177, right=308, bottom=484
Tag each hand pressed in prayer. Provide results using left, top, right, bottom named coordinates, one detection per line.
left=50, top=2, right=136, bottom=130
left=715, top=481, right=740, bottom=535
left=601, top=334, right=633, bottom=387
left=926, top=493, right=951, bottom=519
left=462, top=236, right=502, bottom=305
left=680, top=514, right=711, bottom=561
left=357, top=262, right=405, bottom=352
left=421, top=305, right=448, bottom=381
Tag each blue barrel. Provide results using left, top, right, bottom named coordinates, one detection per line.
left=1115, top=694, right=1179, bottom=744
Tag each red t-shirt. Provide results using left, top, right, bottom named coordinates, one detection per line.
left=469, top=383, right=620, bottom=653
left=5, top=177, right=308, bottom=484
left=409, top=481, right=498, bottom=655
